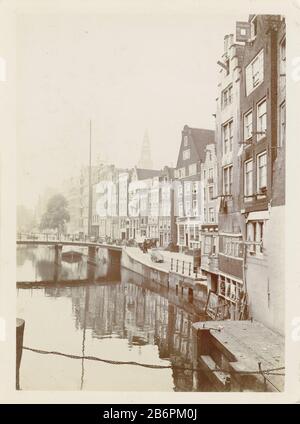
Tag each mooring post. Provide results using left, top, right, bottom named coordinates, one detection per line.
left=16, top=318, right=25, bottom=390
left=54, top=244, right=63, bottom=282
left=87, top=245, right=98, bottom=281
left=54, top=243, right=63, bottom=266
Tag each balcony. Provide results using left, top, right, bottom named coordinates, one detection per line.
left=219, top=253, right=243, bottom=280
left=201, top=254, right=219, bottom=274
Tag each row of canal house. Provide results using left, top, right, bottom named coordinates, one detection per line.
left=62, top=14, right=285, bottom=335
left=201, top=15, right=285, bottom=334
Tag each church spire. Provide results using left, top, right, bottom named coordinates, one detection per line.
left=137, top=129, right=153, bottom=169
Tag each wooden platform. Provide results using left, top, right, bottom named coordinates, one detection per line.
left=193, top=319, right=284, bottom=392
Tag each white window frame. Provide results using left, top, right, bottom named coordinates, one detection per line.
left=223, top=120, right=233, bottom=155
left=244, top=159, right=253, bottom=198
left=257, top=98, right=267, bottom=140
left=246, top=49, right=264, bottom=95
left=222, top=84, right=233, bottom=108
left=257, top=151, right=267, bottom=193
left=185, top=200, right=191, bottom=216
left=223, top=165, right=233, bottom=195
left=189, top=163, right=197, bottom=176
left=183, top=149, right=190, bottom=160
left=184, top=181, right=191, bottom=196
left=179, top=168, right=186, bottom=178
left=208, top=207, right=215, bottom=223
left=244, top=109, right=253, bottom=140
left=279, top=101, right=286, bottom=147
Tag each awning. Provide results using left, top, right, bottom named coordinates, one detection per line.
left=246, top=210, right=270, bottom=222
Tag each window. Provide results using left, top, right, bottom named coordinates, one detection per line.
left=223, top=120, right=233, bottom=154
left=189, top=163, right=197, bottom=176
left=257, top=151, right=267, bottom=192
left=208, top=168, right=213, bottom=180
left=192, top=182, right=198, bottom=194
left=204, top=235, right=212, bottom=254
left=208, top=186, right=214, bottom=201
left=222, top=84, right=233, bottom=108
left=179, top=224, right=185, bottom=244
left=184, top=135, right=188, bottom=147
left=280, top=37, right=286, bottom=71
left=244, top=110, right=253, bottom=140
left=178, top=184, right=183, bottom=197
left=203, top=187, right=206, bottom=202
left=257, top=99, right=267, bottom=140
left=244, top=159, right=253, bottom=197
left=223, top=165, right=233, bottom=195
left=209, top=207, right=215, bottom=223
left=279, top=102, right=286, bottom=147
left=184, top=181, right=191, bottom=196
left=246, top=49, right=264, bottom=95
left=183, top=149, right=190, bottom=160
left=185, top=201, right=191, bottom=216
left=246, top=221, right=264, bottom=255
left=178, top=168, right=186, bottom=178
left=203, top=170, right=206, bottom=180
left=203, top=208, right=207, bottom=223
left=192, top=200, right=198, bottom=215
left=178, top=202, right=183, bottom=217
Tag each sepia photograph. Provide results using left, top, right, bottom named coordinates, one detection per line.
left=14, top=4, right=287, bottom=394
left=0, top=0, right=298, bottom=404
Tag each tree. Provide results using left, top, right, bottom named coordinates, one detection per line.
left=40, top=194, right=70, bottom=236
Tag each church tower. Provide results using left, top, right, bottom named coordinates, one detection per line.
left=137, top=129, right=153, bottom=169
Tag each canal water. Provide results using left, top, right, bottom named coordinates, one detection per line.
left=17, top=245, right=212, bottom=391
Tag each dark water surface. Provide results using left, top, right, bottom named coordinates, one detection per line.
left=17, top=246, right=211, bottom=391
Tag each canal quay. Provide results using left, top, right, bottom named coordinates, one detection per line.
left=16, top=241, right=284, bottom=392
left=15, top=13, right=286, bottom=394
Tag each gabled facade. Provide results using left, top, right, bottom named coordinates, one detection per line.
left=175, top=125, right=215, bottom=251
left=239, top=15, right=285, bottom=334
left=128, top=167, right=161, bottom=241
left=158, top=166, right=176, bottom=247
left=200, top=143, right=219, bottom=291
left=215, top=33, right=245, bottom=318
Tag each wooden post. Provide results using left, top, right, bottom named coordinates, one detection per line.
left=16, top=318, right=25, bottom=390
left=87, top=245, right=97, bottom=281
left=54, top=244, right=63, bottom=266
left=54, top=244, right=63, bottom=282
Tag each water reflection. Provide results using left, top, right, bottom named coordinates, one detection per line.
left=17, top=246, right=211, bottom=391
left=17, top=245, right=119, bottom=283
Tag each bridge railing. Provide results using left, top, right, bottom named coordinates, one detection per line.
left=16, top=233, right=123, bottom=249
left=17, top=232, right=85, bottom=242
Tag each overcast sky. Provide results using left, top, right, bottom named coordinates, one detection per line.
left=17, top=5, right=248, bottom=208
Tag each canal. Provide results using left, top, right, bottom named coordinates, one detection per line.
left=17, top=245, right=212, bottom=391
